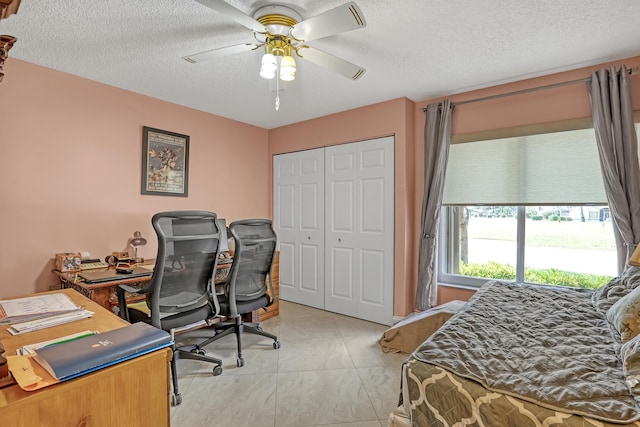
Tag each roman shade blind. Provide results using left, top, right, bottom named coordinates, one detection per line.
left=442, top=128, right=607, bottom=205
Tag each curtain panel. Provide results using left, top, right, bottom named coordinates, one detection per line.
left=589, top=66, right=640, bottom=273
left=416, top=100, right=453, bottom=310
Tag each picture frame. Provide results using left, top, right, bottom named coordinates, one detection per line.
left=141, top=126, right=189, bottom=197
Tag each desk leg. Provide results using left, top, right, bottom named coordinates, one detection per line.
left=90, top=288, right=112, bottom=312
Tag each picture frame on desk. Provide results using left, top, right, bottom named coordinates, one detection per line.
left=141, top=126, right=189, bottom=197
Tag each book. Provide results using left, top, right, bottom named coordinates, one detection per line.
left=33, top=322, right=172, bottom=381
left=0, top=293, right=82, bottom=324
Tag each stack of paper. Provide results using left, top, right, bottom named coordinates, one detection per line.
left=0, top=293, right=82, bottom=325
left=7, top=310, right=95, bottom=335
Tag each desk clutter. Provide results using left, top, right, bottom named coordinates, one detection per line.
left=54, top=250, right=145, bottom=274
left=1, top=293, right=84, bottom=324
left=0, top=293, right=94, bottom=335
left=79, top=267, right=153, bottom=284
left=0, top=289, right=173, bottom=426
left=6, top=318, right=171, bottom=391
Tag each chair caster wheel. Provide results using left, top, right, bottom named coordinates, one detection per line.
left=213, top=366, right=223, bottom=376
left=171, top=393, right=182, bottom=406
left=273, top=341, right=281, bottom=349
left=237, top=357, right=245, bottom=367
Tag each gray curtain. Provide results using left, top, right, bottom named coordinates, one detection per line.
left=589, top=66, right=640, bottom=274
left=416, top=100, right=453, bottom=310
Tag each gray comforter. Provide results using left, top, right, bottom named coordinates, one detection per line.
left=413, top=281, right=640, bottom=423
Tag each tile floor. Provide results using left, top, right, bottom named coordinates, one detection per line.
left=169, top=300, right=407, bottom=427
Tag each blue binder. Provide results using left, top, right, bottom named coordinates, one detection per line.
left=33, top=322, right=172, bottom=381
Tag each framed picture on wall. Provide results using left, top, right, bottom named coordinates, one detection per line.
left=141, top=126, right=189, bottom=197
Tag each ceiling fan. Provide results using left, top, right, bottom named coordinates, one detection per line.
left=183, top=0, right=367, bottom=82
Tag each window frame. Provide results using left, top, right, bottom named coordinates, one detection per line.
left=437, top=205, right=614, bottom=288
left=437, top=118, right=617, bottom=289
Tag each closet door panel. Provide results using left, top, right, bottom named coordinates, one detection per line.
left=300, top=244, right=320, bottom=293
left=326, top=245, right=355, bottom=315
left=360, top=249, right=385, bottom=304
left=274, top=149, right=324, bottom=309
left=325, top=137, right=394, bottom=324
left=354, top=137, right=395, bottom=325
left=325, top=144, right=358, bottom=317
left=279, top=242, right=295, bottom=294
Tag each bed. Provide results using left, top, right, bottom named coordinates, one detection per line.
left=389, top=267, right=640, bottom=426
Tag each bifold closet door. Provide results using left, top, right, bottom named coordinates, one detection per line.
left=324, top=136, right=394, bottom=325
left=273, top=149, right=325, bottom=309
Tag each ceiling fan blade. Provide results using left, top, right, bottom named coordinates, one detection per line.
left=195, top=0, right=266, bottom=33
left=183, top=43, right=258, bottom=64
left=291, top=2, right=366, bottom=42
left=297, top=46, right=365, bottom=81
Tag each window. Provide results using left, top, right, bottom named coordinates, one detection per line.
left=438, top=127, right=616, bottom=289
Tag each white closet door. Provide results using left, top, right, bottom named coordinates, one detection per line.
left=324, top=136, right=394, bottom=325
left=273, top=149, right=325, bottom=309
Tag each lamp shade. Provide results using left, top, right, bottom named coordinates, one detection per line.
left=130, top=231, right=147, bottom=248
left=279, top=55, right=296, bottom=81
left=629, top=244, right=640, bottom=267
left=130, top=231, right=147, bottom=262
left=260, top=53, right=277, bottom=79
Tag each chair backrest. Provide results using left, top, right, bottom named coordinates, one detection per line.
left=147, top=210, right=221, bottom=327
left=227, top=219, right=277, bottom=304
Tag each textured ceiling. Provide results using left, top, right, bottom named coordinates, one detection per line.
left=2, top=0, right=640, bottom=129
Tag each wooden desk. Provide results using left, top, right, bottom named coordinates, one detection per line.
left=0, top=289, right=172, bottom=427
left=54, top=254, right=280, bottom=323
left=55, top=262, right=233, bottom=314
left=55, top=269, right=153, bottom=313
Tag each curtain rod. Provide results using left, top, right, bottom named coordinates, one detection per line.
left=422, top=66, right=638, bottom=111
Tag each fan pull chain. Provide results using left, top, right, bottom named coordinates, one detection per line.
left=275, top=57, right=281, bottom=111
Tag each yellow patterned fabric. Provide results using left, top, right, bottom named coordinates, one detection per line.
left=401, top=359, right=640, bottom=427
left=608, top=284, right=640, bottom=342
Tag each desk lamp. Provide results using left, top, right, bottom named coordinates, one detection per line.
left=129, top=231, right=147, bottom=265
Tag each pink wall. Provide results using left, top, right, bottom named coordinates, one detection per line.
left=0, top=59, right=269, bottom=298
left=4, top=54, right=639, bottom=313
left=415, top=55, right=640, bottom=305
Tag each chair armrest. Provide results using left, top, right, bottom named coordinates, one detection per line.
left=116, top=283, right=152, bottom=321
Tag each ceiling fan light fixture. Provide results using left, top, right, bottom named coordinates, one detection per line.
left=279, top=55, right=296, bottom=81
left=260, top=53, right=277, bottom=79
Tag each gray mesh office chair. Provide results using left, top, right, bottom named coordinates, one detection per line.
left=117, top=210, right=223, bottom=406
left=196, top=219, right=280, bottom=367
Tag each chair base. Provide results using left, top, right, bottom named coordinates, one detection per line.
left=197, top=316, right=280, bottom=367
left=169, top=344, right=223, bottom=406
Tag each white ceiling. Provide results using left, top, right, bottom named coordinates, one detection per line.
left=3, top=0, right=640, bottom=129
